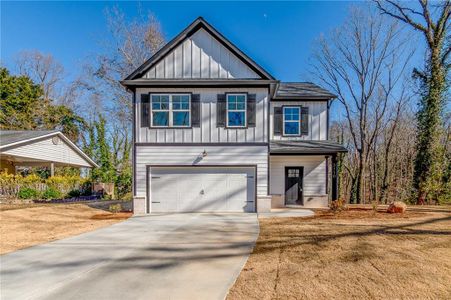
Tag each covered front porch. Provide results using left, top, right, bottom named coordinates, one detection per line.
left=269, top=140, right=347, bottom=208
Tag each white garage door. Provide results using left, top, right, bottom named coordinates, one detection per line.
left=150, top=167, right=255, bottom=213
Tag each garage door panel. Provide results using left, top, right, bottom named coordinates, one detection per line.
left=177, top=177, right=203, bottom=212
left=150, top=167, right=255, bottom=213
left=202, top=178, right=228, bottom=211
left=151, top=179, right=178, bottom=212
left=226, top=175, right=249, bottom=211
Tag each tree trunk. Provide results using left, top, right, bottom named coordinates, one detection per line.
left=414, top=48, right=446, bottom=204
left=355, top=149, right=365, bottom=204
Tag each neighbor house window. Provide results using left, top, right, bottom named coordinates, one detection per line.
left=151, top=94, right=190, bottom=127
left=283, top=106, right=301, bottom=136
left=227, top=94, right=246, bottom=127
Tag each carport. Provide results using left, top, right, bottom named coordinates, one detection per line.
left=0, top=130, right=98, bottom=175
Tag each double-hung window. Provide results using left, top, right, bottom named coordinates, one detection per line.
left=172, top=95, right=190, bottom=126
left=283, top=106, right=301, bottom=136
left=227, top=94, right=246, bottom=127
left=151, top=94, right=190, bottom=127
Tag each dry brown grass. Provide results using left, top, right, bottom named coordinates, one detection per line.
left=0, top=204, right=131, bottom=255
left=228, top=208, right=451, bottom=300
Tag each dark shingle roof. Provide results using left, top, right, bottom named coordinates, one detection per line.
left=274, top=82, right=336, bottom=100
left=0, top=130, right=58, bottom=147
left=270, top=140, right=347, bottom=154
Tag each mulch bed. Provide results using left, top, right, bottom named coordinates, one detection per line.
left=90, top=212, right=132, bottom=220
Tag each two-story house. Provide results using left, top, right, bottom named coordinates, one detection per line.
left=121, top=17, right=347, bottom=214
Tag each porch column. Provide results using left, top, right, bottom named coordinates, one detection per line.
left=331, top=154, right=338, bottom=201
left=50, top=162, right=55, bottom=177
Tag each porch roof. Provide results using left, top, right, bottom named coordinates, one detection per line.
left=270, top=140, right=348, bottom=155
left=0, top=130, right=98, bottom=168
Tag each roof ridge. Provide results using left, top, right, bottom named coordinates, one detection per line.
left=123, top=17, right=274, bottom=81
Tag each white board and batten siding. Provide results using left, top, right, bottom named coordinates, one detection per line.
left=270, top=155, right=327, bottom=196
left=135, top=87, right=269, bottom=143
left=135, top=145, right=268, bottom=213
left=270, top=101, right=328, bottom=141
left=2, top=136, right=92, bottom=167
left=143, top=28, right=260, bottom=80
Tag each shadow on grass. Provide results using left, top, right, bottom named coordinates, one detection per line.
left=253, top=215, right=451, bottom=255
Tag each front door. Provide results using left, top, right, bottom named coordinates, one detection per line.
left=285, top=167, right=303, bottom=205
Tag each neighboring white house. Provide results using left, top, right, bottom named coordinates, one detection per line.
left=121, top=17, right=347, bottom=214
left=0, top=130, right=98, bottom=175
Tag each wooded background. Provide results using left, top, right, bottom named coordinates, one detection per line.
left=1, top=1, right=449, bottom=204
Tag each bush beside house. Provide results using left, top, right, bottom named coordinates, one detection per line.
left=0, top=172, right=92, bottom=201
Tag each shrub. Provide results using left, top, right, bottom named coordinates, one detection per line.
left=46, top=175, right=89, bottom=195
left=17, top=187, right=39, bottom=199
left=109, top=204, right=122, bottom=213
left=67, top=189, right=81, bottom=198
left=330, top=199, right=348, bottom=213
left=0, top=172, right=90, bottom=199
left=42, top=187, right=62, bottom=200
left=81, top=181, right=92, bottom=196
left=120, top=192, right=133, bottom=201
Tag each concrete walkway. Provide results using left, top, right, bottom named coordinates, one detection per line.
left=258, top=208, right=315, bottom=218
left=0, top=213, right=259, bottom=300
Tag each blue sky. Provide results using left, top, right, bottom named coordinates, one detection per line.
left=1, top=1, right=352, bottom=82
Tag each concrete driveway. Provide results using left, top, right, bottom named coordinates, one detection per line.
left=0, top=213, right=259, bottom=300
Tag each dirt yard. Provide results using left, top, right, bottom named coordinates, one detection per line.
left=0, top=203, right=131, bottom=255
left=228, top=208, right=451, bottom=300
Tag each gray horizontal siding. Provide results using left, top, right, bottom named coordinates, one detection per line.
left=144, top=28, right=260, bottom=79
left=135, top=87, right=268, bottom=143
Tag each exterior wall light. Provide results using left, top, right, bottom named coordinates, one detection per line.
left=202, top=150, right=208, bottom=157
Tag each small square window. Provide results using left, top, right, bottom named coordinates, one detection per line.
left=173, top=111, right=190, bottom=126
left=228, top=111, right=246, bottom=127
left=152, top=111, right=169, bottom=126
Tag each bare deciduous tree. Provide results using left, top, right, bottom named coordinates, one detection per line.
left=374, top=0, right=450, bottom=204
left=15, top=50, right=65, bottom=103
left=80, top=6, right=165, bottom=128
left=311, top=6, right=414, bottom=204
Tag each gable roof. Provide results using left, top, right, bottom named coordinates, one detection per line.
left=0, top=130, right=98, bottom=168
left=273, top=82, right=336, bottom=100
left=123, top=17, right=275, bottom=82
left=0, top=130, right=57, bottom=146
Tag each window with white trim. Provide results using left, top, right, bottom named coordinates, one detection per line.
left=283, top=106, right=301, bottom=136
left=151, top=94, right=190, bottom=127
left=227, top=94, right=246, bottom=127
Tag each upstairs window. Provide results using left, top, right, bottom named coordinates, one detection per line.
left=151, top=94, right=190, bottom=127
left=283, top=106, right=301, bottom=136
left=227, top=94, right=246, bottom=127
left=172, top=95, right=190, bottom=126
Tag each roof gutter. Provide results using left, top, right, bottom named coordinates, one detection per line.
left=271, top=95, right=336, bottom=101
left=121, top=79, right=277, bottom=87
